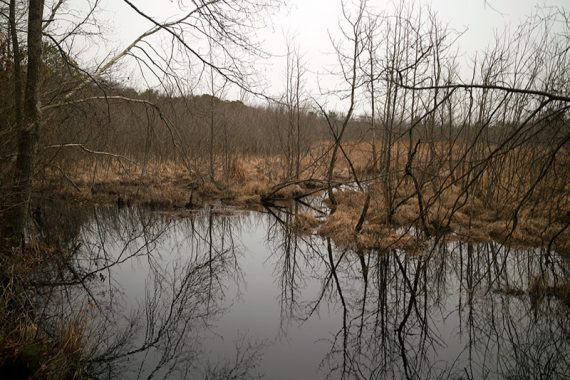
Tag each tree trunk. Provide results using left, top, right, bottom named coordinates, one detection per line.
left=9, top=0, right=44, bottom=241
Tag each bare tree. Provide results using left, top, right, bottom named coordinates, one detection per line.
left=283, top=39, right=305, bottom=180
left=8, top=0, right=45, bottom=241
left=3, top=0, right=282, bottom=244
left=319, top=0, right=366, bottom=207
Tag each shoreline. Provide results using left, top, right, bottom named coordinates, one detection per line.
left=34, top=175, right=570, bottom=256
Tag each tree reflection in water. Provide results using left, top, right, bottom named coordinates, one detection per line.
left=265, top=203, right=570, bottom=380
left=29, top=203, right=263, bottom=379
left=26, top=201, right=570, bottom=379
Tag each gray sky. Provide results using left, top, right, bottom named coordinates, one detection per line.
left=91, top=0, right=568, bottom=108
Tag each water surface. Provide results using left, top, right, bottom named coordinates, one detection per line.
left=31, top=202, right=570, bottom=379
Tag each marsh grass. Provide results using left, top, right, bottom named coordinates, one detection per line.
left=0, top=242, right=88, bottom=379
left=35, top=140, right=569, bottom=253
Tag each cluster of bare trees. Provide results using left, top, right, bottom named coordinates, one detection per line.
left=298, top=0, right=570, bottom=244
left=0, top=0, right=284, bottom=242
left=0, top=0, right=568, bottom=247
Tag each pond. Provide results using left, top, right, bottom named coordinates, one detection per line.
left=29, top=202, right=570, bottom=379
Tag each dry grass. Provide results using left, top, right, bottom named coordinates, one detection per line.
left=0, top=243, right=87, bottom=379
left=293, top=212, right=320, bottom=233
left=39, top=157, right=281, bottom=209
left=495, top=278, right=570, bottom=307
left=319, top=208, right=359, bottom=247
left=0, top=314, right=87, bottom=379
left=316, top=191, right=427, bottom=252
left=36, top=140, right=569, bottom=252
left=528, top=275, right=570, bottom=308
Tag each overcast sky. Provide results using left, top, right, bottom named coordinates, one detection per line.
left=94, top=0, right=568, bottom=109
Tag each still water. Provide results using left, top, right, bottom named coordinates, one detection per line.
left=31, top=203, right=570, bottom=379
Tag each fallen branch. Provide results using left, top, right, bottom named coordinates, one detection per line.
left=43, top=144, right=135, bottom=163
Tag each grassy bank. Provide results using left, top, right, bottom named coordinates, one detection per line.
left=0, top=243, right=87, bottom=379
left=35, top=142, right=570, bottom=255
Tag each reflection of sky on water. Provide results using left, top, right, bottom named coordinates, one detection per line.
left=33, top=203, right=570, bottom=379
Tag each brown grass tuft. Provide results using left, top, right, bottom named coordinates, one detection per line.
left=0, top=243, right=88, bottom=379
left=293, top=212, right=320, bottom=233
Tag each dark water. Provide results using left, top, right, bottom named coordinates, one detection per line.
left=30, top=202, right=570, bottom=379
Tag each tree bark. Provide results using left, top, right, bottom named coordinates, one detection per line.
left=9, top=0, right=23, bottom=127
left=9, top=0, right=45, bottom=241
